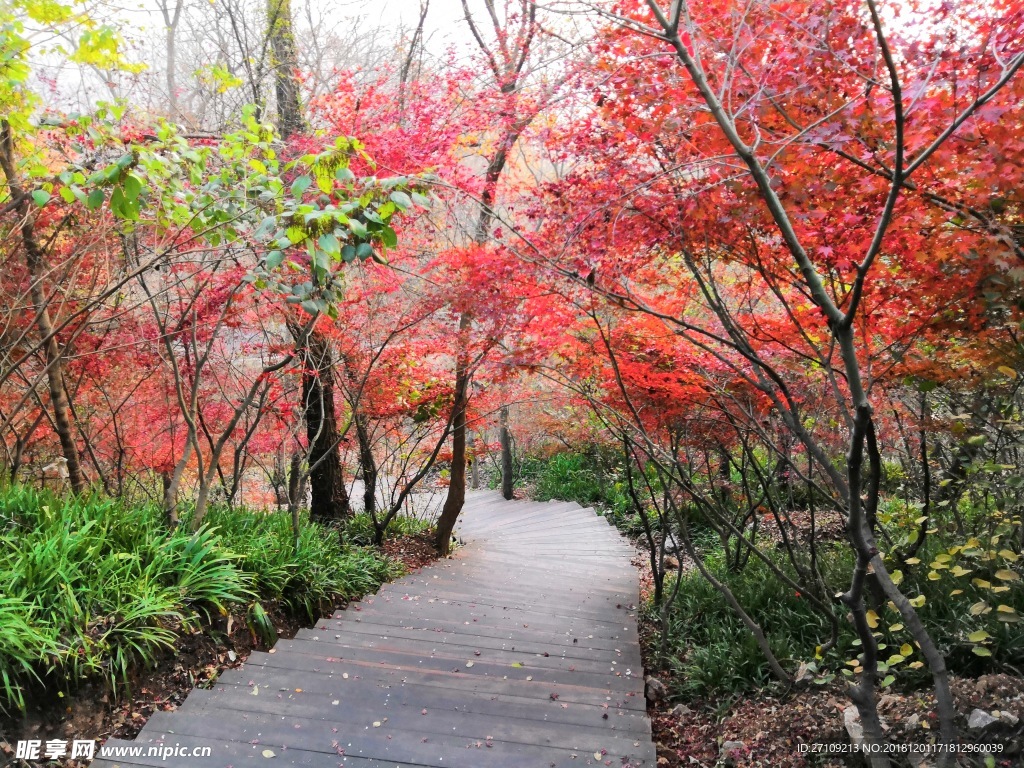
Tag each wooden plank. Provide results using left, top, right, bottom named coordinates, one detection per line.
left=212, top=663, right=645, bottom=718
left=237, top=640, right=642, bottom=695
left=139, top=707, right=654, bottom=768
left=179, top=684, right=651, bottom=746
left=304, top=622, right=643, bottom=670
left=200, top=669, right=651, bottom=735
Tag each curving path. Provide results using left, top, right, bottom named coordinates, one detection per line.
left=94, top=491, right=654, bottom=768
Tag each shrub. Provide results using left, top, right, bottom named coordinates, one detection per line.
left=656, top=538, right=1023, bottom=701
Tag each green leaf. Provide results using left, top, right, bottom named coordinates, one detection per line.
left=318, top=233, right=340, bottom=257
left=972, top=646, right=992, bottom=657
left=86, top=188, right=105, bottom=210
left=31, top=189, right=51, bottom=206
left=265, top=251, right=284, bottom=269
left=389, top=190, right=412, bottom=210
left=123, top=174, right=142, bottom=202
left=380, top=225, right=398, bottom=249
left=968, top=630, right=991, bottom=643
left=291, top=175, right=312, bottom=198
left=348, top=219, right=368, bottom=239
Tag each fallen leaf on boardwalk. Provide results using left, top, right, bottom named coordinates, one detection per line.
left=373, top=721, right=382, bottom=728
left=261, top=750, right=275, bottom=758
left=465, top=661, right=474, bottom=667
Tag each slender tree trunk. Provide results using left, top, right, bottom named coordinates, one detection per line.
left=163, top=434, right=193, bottom=529
left=468, top=432, right=480, bottom=490
left=355, top=411, right=377, bottom=518
left=268, top=0, right=304, bottom=139
left=158, top=0, right=183, bottom=119
left=0, top=121, right=87, bottom=494
left=499, top=405, right=513, bottom=500
left=434, top=333, right=470, bottom=555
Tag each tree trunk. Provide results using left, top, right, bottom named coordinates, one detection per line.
left=499, top=405, right=513, bottom=500
left=158, top=0, right=183, bottom=118
left=355, top=411, right=377, bottom=518
left=434, top=331, right=470, bottom=555
left=300, top=330, right=350, bottom=522
left=268, top=0, right=304, bottom=139
left=0, top=121, right=87, bottom=494
left=468, top=431, right=480, bottom=489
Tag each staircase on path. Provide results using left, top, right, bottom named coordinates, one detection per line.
left=94, top=491, right=655, bottom=767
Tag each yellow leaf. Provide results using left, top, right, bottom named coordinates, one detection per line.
left=887, top=654, right=905, bottom=665
left=997, top=365, right=1017, bottom=379
left=970, top=601, right=990, bottom=616
left=866, top=610, right=879, bottom=629
left=888, top=623, right=904, bottom=632
left=927, top=571, right=940, bottom=581
left=900, top=644, right=913, bottom=657
left=905, top=557, right=921, bottom=565
left=994, top=569, right=1020, bottom=582
left=908, top=661, right=924, bottom=669
left=972, top=578, right=992, bottom=589
left=950, top=589, right=963, bottom=596
left=997, top=604, right=1016, bottom=614
left=909, top=595, right=926, bottom=608
left=998, top=549, right=1019, bottom=563
left=968, top=630, right=991, bottom=642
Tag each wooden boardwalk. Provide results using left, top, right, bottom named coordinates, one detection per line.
left=95, top=492, right=654, bottom=767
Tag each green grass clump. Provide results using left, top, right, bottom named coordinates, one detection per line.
left=340, top=512, right=433, bottom=546
left=0, top=485, right=400, bottom=712
left=205, top=505, right=405, bottom=618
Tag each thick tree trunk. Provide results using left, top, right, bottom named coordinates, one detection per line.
left=300, top=330, right=350, bottom=522
left=0, top=122, right=87, bottom=494
left=499, top=405, right=513, bottom=500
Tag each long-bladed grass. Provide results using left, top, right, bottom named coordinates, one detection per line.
left=0, top=486, right=400, bottom=712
